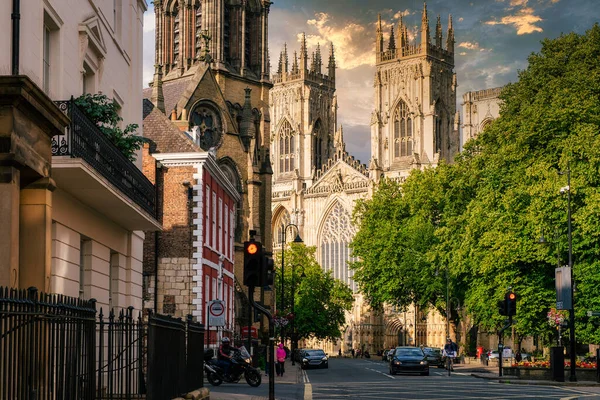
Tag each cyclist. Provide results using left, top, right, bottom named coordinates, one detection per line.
left=443, top=338, right=458, bottom=371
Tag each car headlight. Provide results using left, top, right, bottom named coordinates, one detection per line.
left=394, top=360, right=402, bottom=365
left=420, top=360, right=428, bottom=365
left=302, top=358, right=308, bottom=363
left=322, top=356, right=328, bottom=361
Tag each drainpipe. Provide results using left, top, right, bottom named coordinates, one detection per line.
left=11, top=0, right=20, bottom=75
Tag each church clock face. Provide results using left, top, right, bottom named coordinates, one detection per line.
left=190, top=105, right=223, bottom=150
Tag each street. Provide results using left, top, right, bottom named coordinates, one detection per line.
left=207, top=357, right=600, bottom=399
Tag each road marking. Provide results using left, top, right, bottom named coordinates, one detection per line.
left=304, top=383, right=312, bottom=400
left=366, top=367, right=397, bottom=379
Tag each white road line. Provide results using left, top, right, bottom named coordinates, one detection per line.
left=366, top=367, right=396, bottom=379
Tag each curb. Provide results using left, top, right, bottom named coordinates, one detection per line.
left=471, top=373, right=600, bottom=387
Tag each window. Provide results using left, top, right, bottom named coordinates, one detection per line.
left=173, top=6, right=180, bottom=66
left=393, top=101, right=413, bottom=158
left=320, top=202, right=358, bottom=291
left=79, top=238, right=91, bottom=299
left=224, top=204, right=229, bottom=258
left=278, top=121, right=295, bottom=174
left=313, top=120, right=324, bottom=170
left=43, top=11, right=60, bottom=96
left=218, top=198, right=223, bottom=253
left=272, top=209, right=291, bottom=248
left=212, top=191, right=217, bottom=248
left=205, top=185, right=210, bottom=243
left=43, top=25, right=51, bottom=93
left=82, top=62, right=95, bottom=94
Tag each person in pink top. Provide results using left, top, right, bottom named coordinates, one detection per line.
left=276, top=343, right=286, bottom=377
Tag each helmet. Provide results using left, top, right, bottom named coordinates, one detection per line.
left=222, top=337, right=230, bottom=344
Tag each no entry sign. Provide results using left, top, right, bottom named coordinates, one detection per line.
left=208, top=300, right=225, bottom=327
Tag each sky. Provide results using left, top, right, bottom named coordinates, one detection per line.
left=142, top=0, right=598, bottom=164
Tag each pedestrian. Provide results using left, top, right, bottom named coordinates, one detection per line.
left=276, top=343, right=286, bottom=377
left=515, top=350, right=522, bottom=363
left=338, top=348, right=342, bottom=357
left=351, top=348, right=355, bottom=358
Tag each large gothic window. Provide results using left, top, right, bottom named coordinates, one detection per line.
left=313, top=120, right=324, bottom=170
left=273, top=209, right=291, bottom=249
left=320, top=202, right=357, bottom=291
left=278, top=121, right=295, bottom=174
left=194, top=3, right=203, bottom=58
left=434, top=101, right=445, bottom=154
left=393, top=101, right=413, bottom=158
left=173, top=6, right=180, bottom=66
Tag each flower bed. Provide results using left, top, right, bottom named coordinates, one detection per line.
left=512, top=360, right=597, bottom=369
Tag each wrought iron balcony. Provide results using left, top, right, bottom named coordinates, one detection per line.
left=52, top=99, right=156, bottom=217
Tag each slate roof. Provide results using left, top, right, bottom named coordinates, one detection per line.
left=142, top=75, right=195, bottom=116
left=142, top=99, right=199, bottom=154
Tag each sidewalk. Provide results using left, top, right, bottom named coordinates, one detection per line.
left=454, top=362, right=600, bottom=387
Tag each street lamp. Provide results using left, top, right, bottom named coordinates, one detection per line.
left=560, top=166, right=576, bottom=382
left=280, top=223, right=303, bottom=345
left=291, top=265, right=306, bottom=366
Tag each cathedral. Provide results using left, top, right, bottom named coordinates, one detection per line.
left=270, top=4, right=463, bottom=353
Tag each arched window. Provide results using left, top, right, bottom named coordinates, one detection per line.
left=278, top=120, right=295, bottom=174
left=393, top=101, right=412, bottom=158
left=320, top=202, right=358, bottom=292
left=272, top=209, right=291, bottom=249
left=434, top=101, right=445, bottom=153
left=189, top=103, right=223, bottom=150
left=313, top=120, right=324, bottom=170
left=173, top=5, right=180, bottom=66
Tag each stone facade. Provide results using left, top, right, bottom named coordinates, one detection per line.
left=461, top=87, right=503, bottom=149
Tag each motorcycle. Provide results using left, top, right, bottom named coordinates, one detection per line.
left=204, top=346, right=262, bottom=387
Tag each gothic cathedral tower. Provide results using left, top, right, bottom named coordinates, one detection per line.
left=270, top=35, right=338, bottom=193
left=371, top=4, right=459, bottom=179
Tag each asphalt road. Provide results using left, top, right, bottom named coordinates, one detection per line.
left=208, top=357, right=600, bottom=400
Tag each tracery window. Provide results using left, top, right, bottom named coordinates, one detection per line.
left=272, top=209, right=291, bottom=249
left=173, top=7, right=180, bottom=66
left=313, top=120, right=324, bottom=170
left=189, top=103, right=223, bottom=150
left=434, top=101, right=444, bottom=153
left=320, top=202, right=357, bottom=291
left=278, top=121, right=295, bottom=174
left=393, top=101, right=413, bottom=158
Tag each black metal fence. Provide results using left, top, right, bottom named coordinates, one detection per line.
left=0, top=287, right=205, bottom=400
left=52, top=99, right=156, bottom=217
left=147, top=313, right=205, bottom=400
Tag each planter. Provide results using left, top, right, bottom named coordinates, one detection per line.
left=503, top=367, right=598, bottom=381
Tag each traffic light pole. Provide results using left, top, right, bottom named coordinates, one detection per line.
left=249, top=286, right=275, bottom=400
left=498, top=316, right=513, bottom=378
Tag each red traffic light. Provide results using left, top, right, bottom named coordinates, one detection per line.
left=508, top=293, right=516, bottom=300
left=247, top=243, right=259, bottom=255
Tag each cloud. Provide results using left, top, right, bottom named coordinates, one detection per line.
left=304, top=13, right=375, bottom=69
left=458, top=41, right=480, bottom=50
left=485, top=6, right=543, bottom=35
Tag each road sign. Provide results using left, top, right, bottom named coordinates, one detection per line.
left=208, top=300, right=225, bottom=326
left=587, top=311, right=600, bottom=317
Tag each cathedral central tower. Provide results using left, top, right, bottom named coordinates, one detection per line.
left=371, top=4, right=459, bottom=179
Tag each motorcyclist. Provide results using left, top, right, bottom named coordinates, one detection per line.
left=218, top=337, right=237, bottom=378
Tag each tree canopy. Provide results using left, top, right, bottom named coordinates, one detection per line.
left=350, top=24, right=600, bottom=346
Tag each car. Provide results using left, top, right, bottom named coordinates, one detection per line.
left=300, top=349, right=329, bottom=369
left=389, top=346, right=430, bottom=376
left=293, top=348, right=307, bottom=362
left=487, top=350, right=500, bottom=359
left=423, top=347, right=444, bottom=368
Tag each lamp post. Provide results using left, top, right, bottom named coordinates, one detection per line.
left=280, top=223, right=302, bottom=345
left=560, top=166, right=576, bottom=382
left=291, top=265, right=305, bottom=366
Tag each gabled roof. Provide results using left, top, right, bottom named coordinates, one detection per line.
left=306, top=156, right=370, bottom=195
left=142, top=99, right=199, bottom=154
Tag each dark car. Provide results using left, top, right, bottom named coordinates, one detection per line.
left=389, top=346, right=429, bottom=376
left=423, top=347, right=444, bottom=368
left=301, top=349, right=329, bottom=369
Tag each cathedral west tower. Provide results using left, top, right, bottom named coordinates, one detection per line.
left=371, top=4, right=459, bottom=179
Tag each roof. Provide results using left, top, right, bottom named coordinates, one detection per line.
left=142, top=99, right=200, bottom=154
left=142, top=75, right=195, bottom=116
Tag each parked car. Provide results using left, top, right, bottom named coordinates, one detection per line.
left=488, top=350, right=500, bottom=359
left=423, top=347, right=444, bottom=368
left=389, top=346, right=429, bottom=376
left=300, top=349, right=329, bottom=369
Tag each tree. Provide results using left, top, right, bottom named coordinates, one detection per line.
left=350, top=24, right=600, bottom=346
left=275, top=243, right=353, bottom=342
left=74, top=93, right=145, bottom=161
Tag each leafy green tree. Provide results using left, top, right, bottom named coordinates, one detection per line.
left=74, top=93, right=145, bottom=161
left=350, top=24, right=600, bottom=346
left=275, top=243, right=353, bottom=342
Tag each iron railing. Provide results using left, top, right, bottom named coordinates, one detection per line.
left=146, top=313, right=205, bottom=400
left=52, top=99, right=156, bottom=217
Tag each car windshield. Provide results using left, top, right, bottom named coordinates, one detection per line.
left=305, top=350, right=325, bottom=357
left=424, top=348, right=441, bottom=355
left=396, top=348, right=424, bottom=357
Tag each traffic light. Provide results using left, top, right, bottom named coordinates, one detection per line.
left=243, top=239, right=263, bottom=287
left=261, top=251, right=275, bottom=287
left=506, top=291, right=517, bottom=316
left=497, top=299, right=507, bottom=316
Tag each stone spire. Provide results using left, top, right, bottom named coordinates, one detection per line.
left=310, top=51, right=316, bottom=72
left=283, top=43, right=289, bottom=73
left=447, top=14, right=455, bottom=53
left=151, top=64, right=165, bottom=113
left=398, top=14, right=406, bottom=50
left=421, top=2, right=430, bottom=49
left=388, top=26, right=396, bottom=50
left=376, top=13, right=384, bottom=53
left=315, top=43, right=322, bottom=74
left=436, top=14, right=443, bottom=48
left=300, top=32, right=308, bottom=71
left=277, top=49, right=284, bottom=74
left=328, top=43, right=336, bottom=80
left=292, top=51, right=299, bottom=74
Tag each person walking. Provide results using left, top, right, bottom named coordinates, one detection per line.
left=276, top=343, right=286, bottom=377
